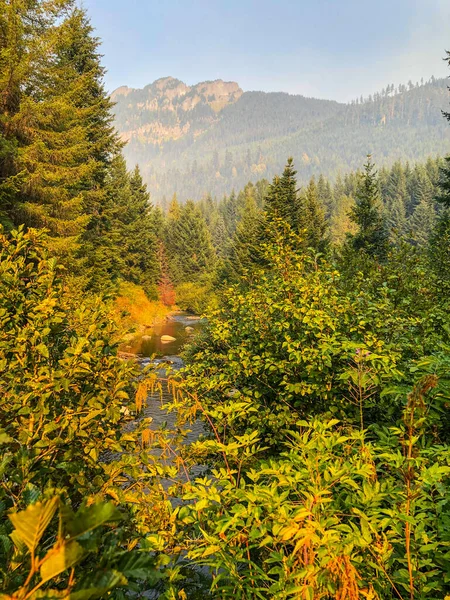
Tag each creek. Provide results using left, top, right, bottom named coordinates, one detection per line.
left=127, top=312, right=207, bottom=477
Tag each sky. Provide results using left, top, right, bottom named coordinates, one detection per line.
left=81, top=0, right=450, bottom=102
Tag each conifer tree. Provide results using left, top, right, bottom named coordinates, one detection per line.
left=165, top=200, right=216, bottom=284
left=298, top=178, right=329, bottom=252
left=120, top=165, right=159, bottom=294
left=316, top=174, right=334, bottom=218
left=0, top=0, right=76, bottom=228
left=386, top=194, right=407, bottom=244
left=264, top=158, right=300, bottom=230
left=347, top=155, right=389, bottom=260
left=224, top=192, right=262, bottom=281
left=1, top=4, right=120, bottom=274
left=168, top=193, right=181, bottom=220
left=408, top=197, right=436, bottom=247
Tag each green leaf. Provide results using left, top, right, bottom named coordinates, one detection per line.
left=64, top=502, right=122, bottom=539
left=116, top=551, right=162, bottom=581
left=9, top=497, right=59, bottom=552
left=36, top=343, right=49, bottom=358
left=0, top=431, right=13, bottom=445
left=40, top=540, right=84, bottom=583
left=70, top=570, right=126, bottom=599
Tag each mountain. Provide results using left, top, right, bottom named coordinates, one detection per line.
left=112, top=76, right=450, bottom=203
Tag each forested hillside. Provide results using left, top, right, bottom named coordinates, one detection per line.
left=112, top=76, right=450, bottom=202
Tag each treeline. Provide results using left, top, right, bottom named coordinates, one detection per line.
left=2, top=0, right=441, bottom=310
left=182, top=154, right=444, bottom=290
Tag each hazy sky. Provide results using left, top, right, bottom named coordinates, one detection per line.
left=82, top=0, right=450, bottom=102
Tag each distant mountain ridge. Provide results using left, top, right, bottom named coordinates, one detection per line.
left=111, top=76, right=450, bottom=202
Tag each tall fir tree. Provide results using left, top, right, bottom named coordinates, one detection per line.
left=264, top=158, right=300, bottom=231
left=0, top=0, right=76, bottom=228
left=408, top=197, right=436, bottom=247
left=298, top=177, right=329, bottom=252
left=316, top=173, right=334, bottom=218
left=165, top=200, right=216, bottom=285
left=386, top=194, right=407, bottom=244
left=347, top=155, right=389, bottom=260
left=224, top=191, right=262, bottom=281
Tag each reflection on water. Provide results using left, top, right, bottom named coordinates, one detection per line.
left=122, top=312, right=205, bottom=358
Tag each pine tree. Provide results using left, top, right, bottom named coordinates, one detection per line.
left=386, top=194, right=407, bottom=244
left=1, top=4, right=120, bottom=273
left=347, top=156, right=389, bottom=260
left=429, top=50, right=450, bottom=287
left=408, top=197, right=436, bottom=247
left=0, top=0, right=75, bottom=228
left=316, top=174, right=334, bottom=218
left=120, top=165, right=159, bottom=294
left=224, top=191, right=262, bottom=282
left=165, top=200, right=216, bottom=284
left=168, top=193, right=181, bottom=220
left=298, top=178, right=328, bottom=252
left=264, top=158, right=300, bottom=230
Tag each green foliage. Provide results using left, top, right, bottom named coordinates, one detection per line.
left=179, top=228, right=430, bottom=448
left=175, top=279, right=218, bottom=315
left=347, top=156, right=389, bottom=261
left=0, top=227, right=176, bottom=598
left=165, top=200, right=217, bottom=285
left=178, top=409, right=450, bottom=599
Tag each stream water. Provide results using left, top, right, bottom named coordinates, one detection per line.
left=127, top=312, right=207, bottom=477
left=123, top=312, right=205, bottom=358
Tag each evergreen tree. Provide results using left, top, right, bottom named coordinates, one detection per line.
left=347, top=156, right=389, bottom=260
left=429, top=51, right=450, bottom=287
left=316, top=173, right=334, bottom=218
left=1, top=4, right=120, bottom=276
left=168, top=193, right=181, bottom=219
left=264, top=158, right=300, bottom=230
left=429, top=210, right=450, bottom=289
left=408, top=197, right=436, bottom=247
left=386, top=194, right=407, bottom=244
left=0, top=0, right=75, bottom=229
left=165, top=200, right=216, bottom=284
left=224, top=191, right=262, bottom=281
left=121, top=165, right=159, bottom=294
left=298, top=178, right=329, bottom=252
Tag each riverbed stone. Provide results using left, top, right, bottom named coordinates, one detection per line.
left=161, top=335, right=176, bottom=342
left=185, top=326, right=195, bottom=333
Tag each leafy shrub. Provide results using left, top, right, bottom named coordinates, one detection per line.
left=0, top=228, right=176, bottom=597
left=177, top=381, right=450, bottom=599
left=175, top=281, right=218, bottom=315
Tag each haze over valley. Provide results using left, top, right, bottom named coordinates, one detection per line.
left=112, top=75, right=450, bottom=202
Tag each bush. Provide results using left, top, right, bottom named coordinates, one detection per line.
left=0, top=228, right=174, bottom=597
left=175, top=281, right=218, bottom=315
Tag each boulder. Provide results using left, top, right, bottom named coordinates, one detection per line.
left=185, top=326, right=195, bottom=333
left=141, top=335, right=152, bottom=341
left=161, top=335, right=176, bottom=343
